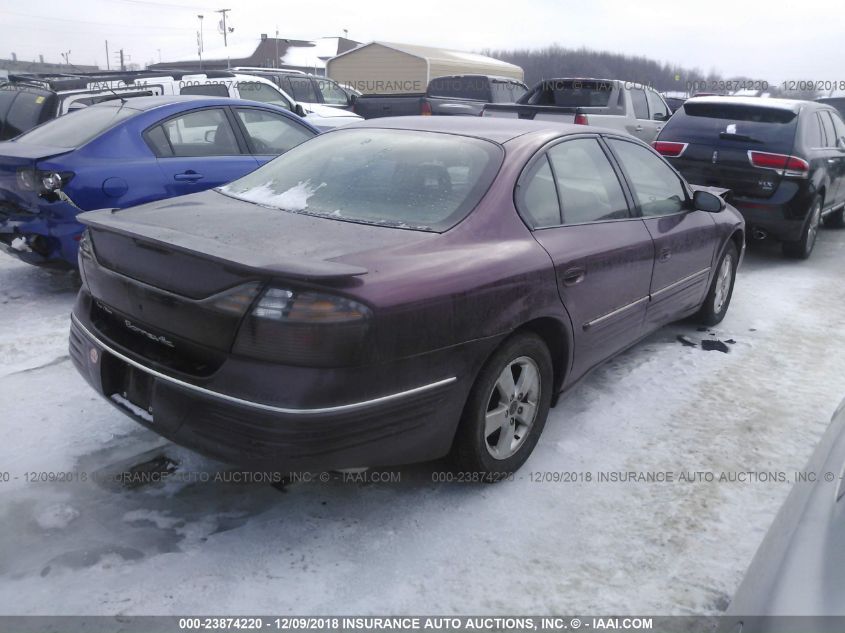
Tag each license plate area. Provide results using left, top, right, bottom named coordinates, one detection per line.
left=101, top=353, right=154, bottom=420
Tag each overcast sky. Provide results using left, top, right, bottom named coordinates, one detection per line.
left=1, top=0, right=842, bottom=84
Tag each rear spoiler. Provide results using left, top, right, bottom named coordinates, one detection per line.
left=78, top=210, right=368, bottom=280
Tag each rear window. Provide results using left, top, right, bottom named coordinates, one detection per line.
left=526, top=80, right=614, bottom=107
left=15, top=103, right=138, bottom=148
left=663, top=101, right=799, bottom=152
left=218, top=128, right=503, bottom=231
left=427, top=77, right=489, bottom=101
left=0, top=87, right=56, bottom=140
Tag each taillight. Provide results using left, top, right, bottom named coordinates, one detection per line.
left=573, top=112, right=588, bottom=125
left=233, top=287, right=372, bottom=367
left=652, top=141, right=688, bottom=158
left=748, top=151, right=809, bottom=178
left=421, top=101, right=432, bottom=116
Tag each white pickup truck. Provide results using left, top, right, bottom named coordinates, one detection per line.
left=482, top=78, right=671, bottom=143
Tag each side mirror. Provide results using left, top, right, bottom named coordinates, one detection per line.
left=294, top=103, right=306, bottom=117
left=348, top=93, right=358, bottom=105
left=693, top=190, right=725, bottom=213
left=653, top=112, right=668, bottom=122
left=204, top=129, right=216, bottom=143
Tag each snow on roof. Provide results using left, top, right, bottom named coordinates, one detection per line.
left=165, top=37, right=347, bottom=68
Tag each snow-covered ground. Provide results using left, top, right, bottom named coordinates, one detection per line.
left=1, top=229, right=845, bottom=616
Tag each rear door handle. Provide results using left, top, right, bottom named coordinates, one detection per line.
left=174, top=171, right=204, bottom=182
left=634, top=125, right=643, bottom=132
left=658, top=248, right=672, bottom=262
left=562, top=266, right=586, bottom=286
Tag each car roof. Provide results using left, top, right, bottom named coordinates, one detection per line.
left=684, top=96, right=812, bottom=112
left=343, top=115, right=605, bottom=144
left=88, top=95, right=246, bottom=111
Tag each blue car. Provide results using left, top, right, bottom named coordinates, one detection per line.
left=0, top=95, right=319, bottom=267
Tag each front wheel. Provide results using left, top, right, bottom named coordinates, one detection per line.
left=783, top=197, right=822, bottom=259
left=451, top=332, right=553, bottom=479
left=698, top=242, right=738, bottom=326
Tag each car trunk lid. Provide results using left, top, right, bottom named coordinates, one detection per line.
left=78, top=189, right=434, bottom=355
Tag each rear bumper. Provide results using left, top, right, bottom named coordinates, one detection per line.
left=721, top=181, right=813, bottom=243
left=0, top=200, right=83, bottom=265
left=69, top=307, right=489, bottom=471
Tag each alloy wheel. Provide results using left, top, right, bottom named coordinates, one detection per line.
left=484, top=356, right=541, bottom=460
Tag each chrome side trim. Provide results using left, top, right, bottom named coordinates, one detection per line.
left=651, top=267, right=711, bottom=300
left=71, top=314, right=457, bottom=416
left=583, top=296, right=649, bottom=330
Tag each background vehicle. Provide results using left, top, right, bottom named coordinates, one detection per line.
left=664, top=95, right=687, bottom=113
left=0, top=70, right=359, bottom=137
left=0, top=96, right=318, bottom=266
left=817, top=96, right=845, bottom=120
left=351, top=75, right=528, bottom=119
left=232, top=67, right=357, bottom=111
left=482, top=78, right=672, bottom=142
left=70, top=117, right=743, bottom=477
left=725, top=397, right=845, bottom=623
left=654, top=96, right=845, bottom=259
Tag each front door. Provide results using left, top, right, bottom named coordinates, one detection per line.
left=606, top=137, right=718, bottom=328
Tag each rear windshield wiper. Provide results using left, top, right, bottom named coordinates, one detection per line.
left=719, top=132, right=762, bottom=143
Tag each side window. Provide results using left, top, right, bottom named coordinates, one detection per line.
left=145, top=125, right=173, bottom=156
left=609, top=139, right=687, bottom=217
left=237, top=82, right=292, bottom=111
left=235, top=108, right=315, bottom=154
left=159, top=108, right=240, bottom=157
left=630, top=88, right=649, bottom=120
left=517, top=156, right=561, bottom=228
left=646, top=90, right=668, bottom=121
left=287, top=77, right=320, bottom=103
left=830, top=111, right=845, bottom=145
left=316, top=78, right=349, bottom=105
left=180, top=83, right=228, bottom=97
left=819, top=111, right=837, bottom=147
left=804, top=112, right=824, bottom=148
left=547, top=138, right=629, bottom=224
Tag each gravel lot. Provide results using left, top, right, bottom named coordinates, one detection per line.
left=1, top=227, right=844, bottom=615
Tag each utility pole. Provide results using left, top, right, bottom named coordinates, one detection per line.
left=215, top=9, right=232, bottom=68
left=275, top=26, right=279, bottom=68
left=197, top=14, right=204, bottom=70
left=105, top=40, right=110, bottom=70
left=119, top=49, right=125, bottom=71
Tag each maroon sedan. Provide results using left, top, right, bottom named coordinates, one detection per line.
left=70, top=117, right=744, bottom=477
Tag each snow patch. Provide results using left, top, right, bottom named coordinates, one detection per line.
left=221, top=180, right=325, bottom=211
left=35, top=504, right=80, bottom=530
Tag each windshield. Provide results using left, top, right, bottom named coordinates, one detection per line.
left=16, top=103, right=138, bottom=147
left=218, top=128, right=503, bottom=231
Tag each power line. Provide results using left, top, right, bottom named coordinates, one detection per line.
left=110, top=0, right=217, bottom=11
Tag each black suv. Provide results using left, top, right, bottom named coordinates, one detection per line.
left=654, top=96, right=845, bottom=258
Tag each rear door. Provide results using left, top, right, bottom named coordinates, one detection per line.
left=606, top=137, right=717, bottom=328
left=517, top=135, right=654, bottom=378
left=819, top=110, right=845, bottom=208
left=147, top=107, right=259, bottom=197
left=627, top=87, right=654, bottom=142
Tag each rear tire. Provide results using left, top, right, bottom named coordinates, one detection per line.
left=451, top=332, right=553, bottom=480
left=783, top=197, right=822, bottom=259
left=698, top=242, right=738, bottom=326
